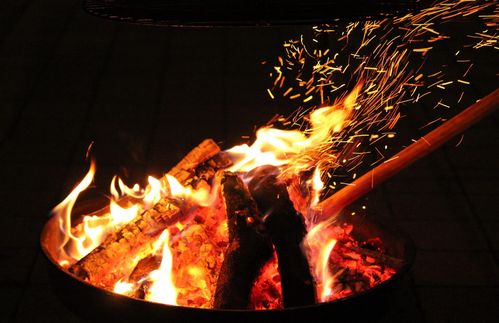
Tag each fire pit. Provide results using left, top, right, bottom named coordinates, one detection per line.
left=39, top=86, right=497, bottom=321
left=41, top=197, right=415, bottom=322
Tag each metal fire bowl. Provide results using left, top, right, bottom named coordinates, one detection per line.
left=83, top=0, right=422, bottom=27
left=41, top=199, right=415, bottom=323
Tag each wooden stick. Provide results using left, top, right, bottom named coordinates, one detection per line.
left=317, top=88, right=499, bottom=220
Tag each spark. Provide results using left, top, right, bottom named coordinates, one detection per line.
left=267, top=89, right=275, bottom=99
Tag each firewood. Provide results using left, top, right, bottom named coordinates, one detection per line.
left=248, top=166, right=316, bottom=307
left=69, top=139, right=228, bottom=288
left=214, top=172, right=273, bottom=309
left=168, top=138, right=222, bottom=183
left=78, top=139, right=224, bottom=218
left=69, top=201, right=179, bottom=288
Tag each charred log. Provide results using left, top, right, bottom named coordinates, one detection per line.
left=77, top=139, right=224, bottom=219
left=248, top=166, right=316, bottom=307
left=214, top=172, right=273, bottom=309
left=69, top=201, right=179, bottom=288
left=69, top=139, right=229, bottom=288
left=168, top=138, right=221, bottom=183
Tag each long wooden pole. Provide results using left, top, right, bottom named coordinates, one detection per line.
left=316, top=88, right=499, bottom=221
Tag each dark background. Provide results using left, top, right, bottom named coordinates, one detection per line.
left=1, top=0, right=498, bottom=322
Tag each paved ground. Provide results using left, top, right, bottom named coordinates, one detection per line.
left=0, top=0, right=497, bottom=322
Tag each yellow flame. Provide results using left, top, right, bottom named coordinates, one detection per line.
left=166, top=174, right=185, bottom=197
left=109, top=201, right=139, bottom=225
left=111, top=176, right=143, bottom=200
left=165, top=175, right=211, bottom=206
left=310, top=167, right=324, bottom=207
left=304, top=221, right=338, bottom=302
left=52, top=160, right=96, bottom=263
left=227, top=83, right=362, bottom=173
left=144, top=176, right=162, bottom=205
left=51, top=160, right=144, bottom=264
left=113, top=279, right=136, bottom=296
left=145, top=230, right=178, bottom=305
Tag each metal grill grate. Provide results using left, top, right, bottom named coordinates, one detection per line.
left=83, top=0, right=423, bottom=27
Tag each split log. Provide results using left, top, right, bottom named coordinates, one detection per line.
left=69, top=201, right=179, bottom=287
left=69, top=139, right=228, bottom=288
left=248, top=166, right=316, bottom=307
left=168, top=138, right=222, bottom=183
left=77, top=139, right=224, bottom=218
left=214, top=172, right=273, bottom=309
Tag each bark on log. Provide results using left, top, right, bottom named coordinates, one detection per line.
left=248, top=166, right=316, bottom=307
left=214, top=172, right=273, bottom=309
left=69, top=139, right=226, bottom=288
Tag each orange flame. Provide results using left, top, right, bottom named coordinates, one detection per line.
left=304, top=222, right=339, bottom=301
left=227, top=83, right=362, bottom=174
left=317, top=239, right=337, bottom=301
left=51, top=160, right=143, bottom=265
left=165, top=174, right=212, bottom=206
left=52, top=160, right=96, bottom=264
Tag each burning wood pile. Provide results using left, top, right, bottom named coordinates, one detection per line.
left=47, top=85, right=497, bottom=309
left=51, top=132, right=400, bottom=309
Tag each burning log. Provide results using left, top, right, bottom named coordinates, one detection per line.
left=168, top=139, right=227, bottom=184
left=79, top=139, right=225, bottom=217
left=214, top=172, right=273, bottom=309
left=69, top=200, right=179, bottom=287
left=69, top=139, right=229, bottom=288
left=248, top=166, right=316, bottom=307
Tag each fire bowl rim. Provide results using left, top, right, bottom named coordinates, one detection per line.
left=40, top=205, right=415, bottom=313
